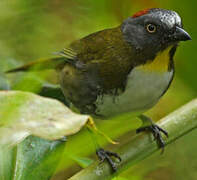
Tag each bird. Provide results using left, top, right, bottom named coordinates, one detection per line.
left=7, top=8, right=191, bottom=171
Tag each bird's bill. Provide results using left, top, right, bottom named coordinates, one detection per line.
left=174, top=26, right=192, bottom=41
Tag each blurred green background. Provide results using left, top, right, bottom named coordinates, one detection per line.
left=0, top=0, right=197, bottom=179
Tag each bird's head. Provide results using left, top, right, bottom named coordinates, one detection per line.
left=121, top=8, right=191, bottom=60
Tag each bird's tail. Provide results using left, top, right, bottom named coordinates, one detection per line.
left=6, top=57, right=68, bottom=73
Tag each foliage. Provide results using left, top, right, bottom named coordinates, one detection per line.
left=0, top=136, right=65, bottom=180
left=0, top=91, right=90, bottom=147
left=0, top=0, right=196, bottom=179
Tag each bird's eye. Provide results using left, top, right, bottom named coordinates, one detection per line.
left=146, top=24, right=157, bottom=33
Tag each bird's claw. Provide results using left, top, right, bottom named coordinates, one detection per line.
left=96, top=148, right=121, bottom=171
left=136, top=124, right=168, bottom=153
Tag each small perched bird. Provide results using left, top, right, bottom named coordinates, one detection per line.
left=7, top=8, right=191, bottom=171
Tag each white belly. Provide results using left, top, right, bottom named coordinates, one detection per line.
left=95, top=67, right=174, bottom=117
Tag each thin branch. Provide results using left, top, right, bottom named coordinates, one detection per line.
left=68, top=99, right=197, bottom=180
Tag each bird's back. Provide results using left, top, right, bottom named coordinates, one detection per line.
left=66, top=26, right=136, bottom=91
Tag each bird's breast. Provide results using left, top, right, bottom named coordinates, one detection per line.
left=95, top=66, right=174, bottom=118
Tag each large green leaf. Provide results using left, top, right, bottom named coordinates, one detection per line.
left=0, top=90, right=92, bottom=180
left=0, top=136, right=65, bottom=180
left=0, top=91, right=90, bottom=147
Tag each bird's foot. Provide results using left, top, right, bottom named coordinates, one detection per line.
left=136, top=124, right=168, bottom=152
left=96, top=148, right=121, bottom=171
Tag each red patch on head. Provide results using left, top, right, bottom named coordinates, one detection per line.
left=132, top=9, right=150, bottom=18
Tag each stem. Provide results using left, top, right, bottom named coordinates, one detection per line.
left=68, top=99, right=197, bottom=180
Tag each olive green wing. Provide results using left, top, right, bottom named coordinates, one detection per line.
left=60, top=26, right=134, bottom=90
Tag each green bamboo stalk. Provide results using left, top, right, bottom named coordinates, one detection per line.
left=68, top=99, right=197, bottom=180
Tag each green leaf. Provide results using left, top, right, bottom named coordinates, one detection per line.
left=0, top=90, right=90, bottom=147
left=0, top=90, right=92, bottom=179
left=0, top=136, right=65, bottom=180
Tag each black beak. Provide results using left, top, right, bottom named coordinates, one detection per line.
left=174, top=26, right=192, bottom=41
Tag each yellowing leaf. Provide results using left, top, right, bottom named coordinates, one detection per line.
left=0, top=91, right=90, bottom=147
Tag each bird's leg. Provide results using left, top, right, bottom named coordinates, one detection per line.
left=136, top=114, right=168, bottom=152
left=86, top=117, right=121, bottom=171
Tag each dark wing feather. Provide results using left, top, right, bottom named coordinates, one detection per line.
left=68, top=26, right=135, bottom=90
